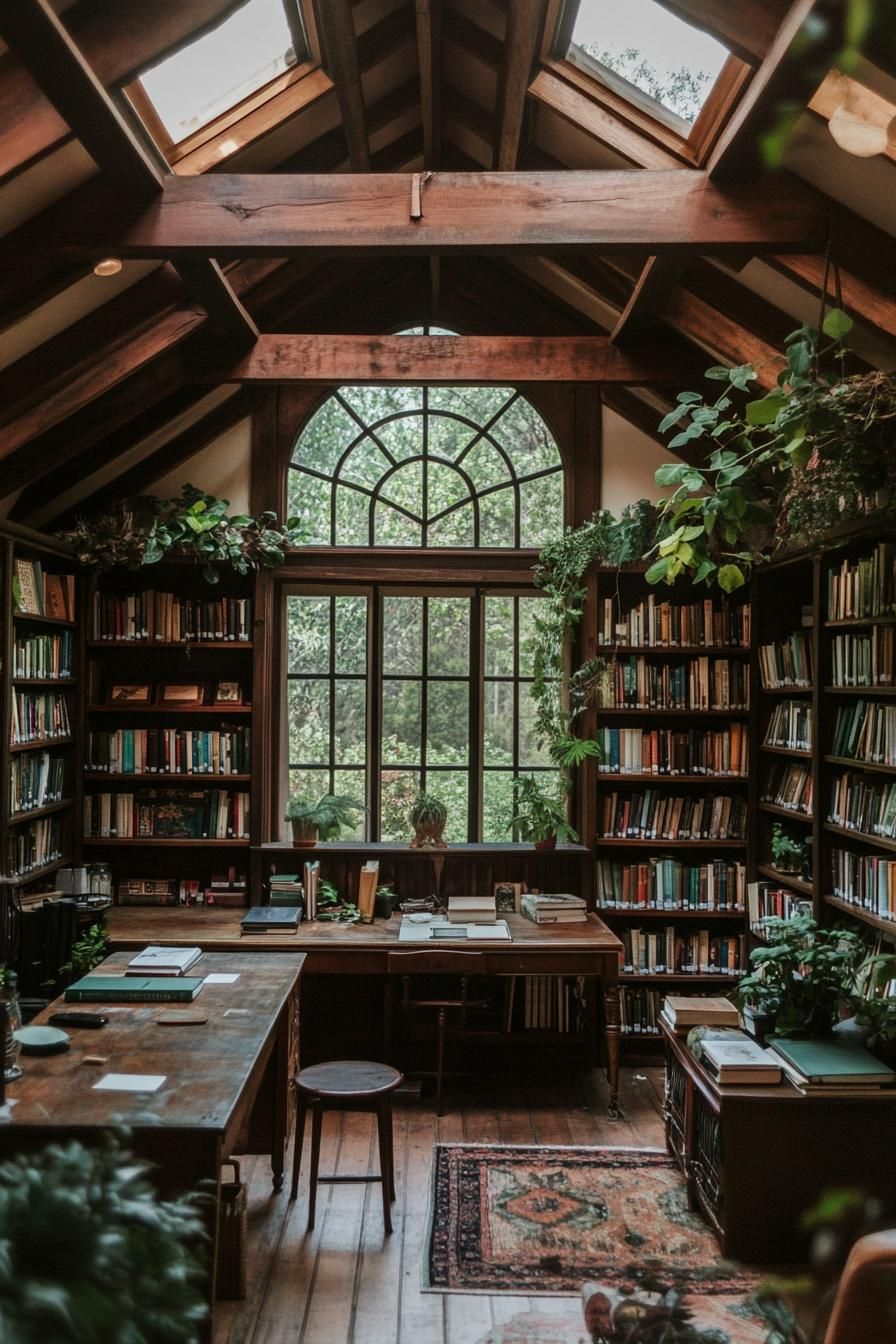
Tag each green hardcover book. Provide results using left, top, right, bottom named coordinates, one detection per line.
left=65, top=975, right=204, bottom=1003
left=768, top=1037, right=896, bottom=1085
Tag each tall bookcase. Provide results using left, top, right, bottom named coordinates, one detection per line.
left=1, top=523, right=81, bottom=961
left=82, top=562, right=257, bottom=908
left=585, top=567, right=751, bottom=1044
left=749, top=523, right=896, bottom=951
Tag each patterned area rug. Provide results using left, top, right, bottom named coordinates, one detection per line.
left=424, top=1145, right=766, bottom=1342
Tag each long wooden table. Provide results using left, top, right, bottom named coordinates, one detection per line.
left=0, top=950, right=303, bottom=1336
left=106, top=908, right=624, bottom=1115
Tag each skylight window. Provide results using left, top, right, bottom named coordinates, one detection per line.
left=139, top=0, right=302, bottom=145
left=570, top=0, right=729, bottom=126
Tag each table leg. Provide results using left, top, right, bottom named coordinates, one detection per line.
left=603, top=981, right=621, bottom=1120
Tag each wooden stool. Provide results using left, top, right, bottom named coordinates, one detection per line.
left=290, top=1060, right=403, bottom=1233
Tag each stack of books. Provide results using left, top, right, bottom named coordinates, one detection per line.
left=447, top=894, right=497, bottom=924
left=767, top=1037, right=896, bottom=1095
left=695, top=1029, right=784, bottom=1085
left=126, top=945, right=202, bottom=976
left=520, top=894, right=587, bottom=925
left=660, top=995, right=741, bottom=1032
left=241, top=906, right=301, bottom=934
left=269, top=873, right=304, bottom=907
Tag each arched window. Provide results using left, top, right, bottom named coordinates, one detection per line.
left=287, top=356, right=564, bottom=548
left=283, top=333, right=566, bottom=841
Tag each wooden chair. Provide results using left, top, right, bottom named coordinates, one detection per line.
left=385, top=949, right=489, bottom=1116
left=823, top=1229, right=896, bottom=1344
left=289, top=1060, right=403, bottom=1233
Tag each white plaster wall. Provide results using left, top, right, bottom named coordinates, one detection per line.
left=148, top=415, right=252, bottom=512
left=600, top=404, right=676, bottom=514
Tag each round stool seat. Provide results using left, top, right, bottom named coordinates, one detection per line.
left=297, top=1059, right=402, bottom=1101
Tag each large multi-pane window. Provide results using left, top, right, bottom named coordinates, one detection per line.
left=284, top=367, right=565, bottom=841
left=285, top=591, right=555, bottom=841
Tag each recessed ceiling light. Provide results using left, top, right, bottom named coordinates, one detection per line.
left=94, top=257, right=123, bottom=277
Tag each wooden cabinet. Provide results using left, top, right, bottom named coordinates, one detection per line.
left=661, top=1020, right=896, bottom=1262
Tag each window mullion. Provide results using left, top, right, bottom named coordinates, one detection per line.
left=370, top=588, right=383, bottom=840
left=470, top=591, right=484, bottom=841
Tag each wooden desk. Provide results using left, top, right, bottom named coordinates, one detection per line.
left=0, top=951, right=303, bottom=1335
left=661, top=1018, right=896, bottom=1262
left=106, top=908, right=624, bottom=1115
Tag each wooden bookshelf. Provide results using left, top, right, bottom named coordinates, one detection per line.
left=83, top=563, right=257, bottom=907
left=1, top=523, right=81, bottom=961
left=588, top=569, right=751, bottom=1041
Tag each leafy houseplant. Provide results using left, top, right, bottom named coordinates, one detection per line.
left=506, top=774, right=578, bottom=849
left=62, top=924, right=108, bottom=981
left=737, top=914, right=865, bottom=1040
left=62, top=484, right=306, bottom=584
left=0, top=1134, right=208, bottom=1344
left=284, top=794, right=366, bottom=847
left=770, top=823, right=807, bottom=876
left=409, top=793, right=448, bottom=849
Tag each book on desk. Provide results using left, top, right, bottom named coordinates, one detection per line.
left=66, top=975, right=205, bottom=1002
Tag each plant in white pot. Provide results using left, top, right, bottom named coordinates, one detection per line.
left=284, top=793, right=366, bottom=847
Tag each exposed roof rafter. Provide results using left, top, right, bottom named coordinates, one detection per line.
left=313, top=0, right=371, bottom=171
left=494, top=0, right=546, bottom=170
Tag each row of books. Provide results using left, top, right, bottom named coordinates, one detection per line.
left=619, top=986, right=663, bottom=1034
left=13, top=630, right=75, bottom=680
left=594, top=657, right=749, bottom=711
left=758, top=632, right=813, bottom=688
left=91, top=591, right=252, bottom=642
left=831, top=700, right=896, bottom=765
left=6, top=815, right=62, bottom=877
left=764, top=700, right=812, bottom=752
left=14, top=560, right=75, bottom=621
left=595, top=857, right=746, bottom=910
left=747, top=880, right=811, bottom=929
left=9, top=752, right=66, bottom=815
left=597, top=791, right=747, bottom=841
left=827, top=544, right=896, bottom=620
left=83, top=790, right=250, bottom=839
left=84, top=727, right=251, bottom=776
left=594, top=726, right=748, bottom=777
left=506, top=975, right=586, bottom=1033
left=762, top=761, right=813, bottom=815
left=116, top=871, right=247, bottom=906
left=831, top=847, right=896, bottom=922
left=828, top=772, right=896, bottom=839
left=9, top=690, right=71, bottom=744
left=596, top=597, right=750, bottom=649
left=831, top=628, right=895, bottom=687
left=620, top=926, right=747, bottom=975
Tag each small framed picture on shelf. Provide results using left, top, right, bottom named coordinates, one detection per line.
left=213, top=681, right=243, bottom=704
left=494, top=881, right=524, bottom=914
left=107, top=684, right=152, bottom=705
left=159, top=683, right=205, bottom=705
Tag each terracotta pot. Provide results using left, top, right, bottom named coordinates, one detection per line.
left=533, top=834, right=557, bottom=851
left=290, top=819, right=318, bottom=848
left=410, top=822, right=447, bottom=849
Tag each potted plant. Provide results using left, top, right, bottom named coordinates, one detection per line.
left=770, top=823, right=807, bottom=876
left=850, top=951, right=896, bottom=1067
left=409, top=792, right=448, bottom=848
left=506, top=774, right=578, bottom=849
left=0, top=1134, right=208, bottom=1343
left=284, top=793, right=365, bottom=847
left=736, top=914, right=865, bottom=1040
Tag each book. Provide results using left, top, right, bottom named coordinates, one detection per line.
left=768, top=1037, right=896, bottom=1086
left=663, top=995, right=741, bottom=1028
left=66, top=975, right=204, bottom=1002
left=447, top=894, right=497, bottom=924
left=699, top=1035, right=783, bottom=1084
left=240, top=906, right=301, bottom=932
left=357, top=859, right=379, bottom=924
left=126, top=946, right=202, bottom=976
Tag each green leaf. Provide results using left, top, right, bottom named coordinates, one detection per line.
left=658, top=407, right=687, bottom=434
left=676, top=390, right=702, bottom=404
left=746, top=392, right=788, bottom=426
left=680, top=525, right=705, bottom=541
left=729, top=364, right=759, bottom=390
left=717, top=563, right=746, bottom=592
left=704, top=365, right=731, bottom=381
left=693, top=558, right=717, bottom=583
left=716, top=464, right=748, bottom=486
left=654, top=463, right=690, bottom=486
left=645, top=558, right=671, bottom=585
left=682, top=470, right=706, bottom=491
left=822, top=307, right=853, bottom=340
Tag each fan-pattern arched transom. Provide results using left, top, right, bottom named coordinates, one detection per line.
left=288, top=360, right=564, bottom=548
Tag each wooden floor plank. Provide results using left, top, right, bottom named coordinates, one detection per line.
left=347, top=1109, right=404, bottom=1344
left=398, top=1105, right=446, bottom=1344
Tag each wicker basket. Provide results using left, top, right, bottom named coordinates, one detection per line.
left=215, top=1159, right=247, bottom=1300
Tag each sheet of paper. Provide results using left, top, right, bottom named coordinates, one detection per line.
left=204, top=973, right=240, bottom=984
left=93, top=1073, right=167, bottom=1093
left=224, top=1007, right=250, bottom=1017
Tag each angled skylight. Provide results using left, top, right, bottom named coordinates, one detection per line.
left=139, top=0, right=302, bottom=145
left=570, top=0, right=729, bottom=126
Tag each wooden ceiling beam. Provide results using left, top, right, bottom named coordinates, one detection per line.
left=415, top=0, right=443, bottom=168
left=188, top=332, right=696, bottom=385
left=767, top=254, right=896, bottom=344
left=610, top=256, right=686, bottom=345
left=19, top=169, right=825, bottom=258
left=527, top=67, right=687, bottom=169
left=0, top=0, right=258, bottom=348
left=652, top=0, right=790, bottom=64
left=706, top=0, right=824, bottom=179
left=494, top=0, right=546, bottom=170
left=313, top=0, right=370, bottom=171
left=0, top=0, right=245, bottom=182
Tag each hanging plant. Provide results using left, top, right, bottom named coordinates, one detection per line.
left=61, top=485, right=307, bottom=584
